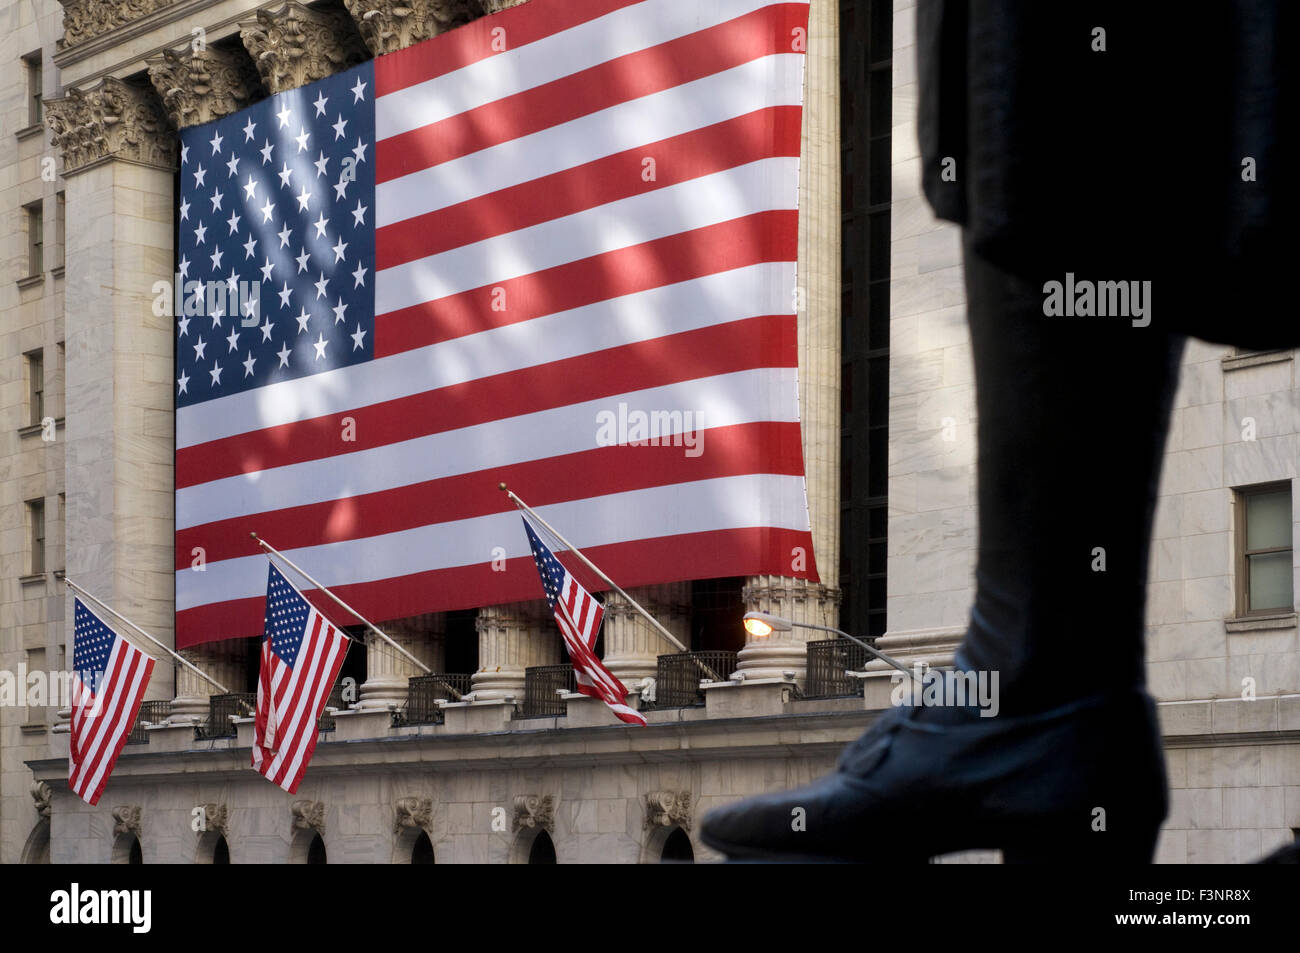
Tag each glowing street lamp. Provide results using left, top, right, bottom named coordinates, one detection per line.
left=741, top=611, right=920, bottom=683
left=742, top=611, right=791, bottom=638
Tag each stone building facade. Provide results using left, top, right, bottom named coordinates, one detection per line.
left=1, top=0, right=1296, bottom=864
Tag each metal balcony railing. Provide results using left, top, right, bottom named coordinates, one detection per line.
left=125, top=699, right=172, bottom=745
left=804, top=639, right=870, bottom=698
left=653, top=651, right=738, bottom=708
left=316, top=683, right=347, bottom=732
left=196, top=692, right=256, bottom=740
left=393, top=673, right=472, bottom=727
left=517, top=664, right=576, bottom=718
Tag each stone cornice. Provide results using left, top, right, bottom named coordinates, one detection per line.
left=56, top=0, right=176, bottom=51
left=43, top=76, right=177, bottom=174
left=27, top=709, right=882, bottom=785
left=147, top=43, right=261, bottom=129
left=344, top=0, right=482, bottom=56
left=238, top=1, right=369, bottom=95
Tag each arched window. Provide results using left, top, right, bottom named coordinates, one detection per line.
left=661, top=828, right=694, bottom=863
left=528, top=830, right=557, bottom=864
left=196, top=831, right=230, bottom=864
left=411, top=830, right=434, bottom=864
left=112, top=833, right=142, bottom=864
left=307, top=833, right=327, bottom=865
left=22, top=820, right=51, bottom=864
left=291, top=829, right=327, bottom=864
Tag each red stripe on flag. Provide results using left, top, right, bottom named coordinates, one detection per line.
left=177, top=315, right=793, bottom=488
left=374, top=0, right=643, bottom=96
left=375, top=210, right=797, bottom=356
left=375, top=5, right=808, bottom=182
left=176, top=422, right=805, bottom=568
left=177, top=525, right=817, bottom=648
left=376, top=107, right=802, bottom=270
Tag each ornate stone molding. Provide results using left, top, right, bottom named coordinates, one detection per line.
left=644, top=791, right=691, bottom=830
left=239, top=1, right=370, bottom=95
left=56, top=0, right=172, bottom=51
left=112, top=805, right=142, bottom=837
left=344, top=0, right=483, bottom=56
left=393, top=796, right=433, bottom=834
left=31, top=781, right=52, bottom=819
left=44, top=77, right=176, bottom=174
left=147, top=44, right=261, bottom=130
left=291, top=799, right=325, bottom=832
left=481, top=0, right=527, bottom=11
left=512, top=794, right=553, bottom=833
left=198, top=802, right=229, bottom=836
left=741, top=578, right=843, bottom=616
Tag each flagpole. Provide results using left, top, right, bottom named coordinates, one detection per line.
left=63, top=577, right=230, bottom=694
left=499, top=484, right=694, bottom=657
left=249, top=534, right=465, bottom=701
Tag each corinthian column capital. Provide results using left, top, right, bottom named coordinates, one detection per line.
left=44, top=77, right=176, bottom=174
left=344, top=0, right=484, bottom=56
left=238, top=1, right=370, bottom=95
left=147, top=44, right=262, bottom=130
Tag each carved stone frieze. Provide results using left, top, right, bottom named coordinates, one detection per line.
left=644, top=791, right=691, bottom=830
left=344, top=0, right=483, bottom=56
left=112, top=804, right=142, bottom=837
left=291, top=799, right=325, bottom=832
left=56, top=0, right=173, bottom=51
left=480, top=0, right=527, bottom=12
left=512, top=794, right=554, bottom=833
left=31, top=782, right=52, bottom=819
left=147, top=44, right=261, bottom=129
left=239, top=1, right=370, bottom=95
left=44, top=77, right=176, bottom=174
left=198, top=802, right=229, bottom=835
left=393, top=795, right=432, bottom=833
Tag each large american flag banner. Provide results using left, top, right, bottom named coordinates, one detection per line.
left=69, top=600, right=156, bottom=805
left=523, top=517, right=646, bottom=725
left=175, top=0, right=817, bottom=648
left=252, top=562, right=351, bottom=792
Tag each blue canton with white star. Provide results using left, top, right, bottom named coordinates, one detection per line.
left=73, top=599, right=119, bottom=683
left=262, top=562, right=318, bottom=669
left=175, top=62, right=375, bottom=407
left=524, top=518, right=572, bottom=614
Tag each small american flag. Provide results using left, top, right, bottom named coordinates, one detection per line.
left=69, top=599, right=156, bottom=805
left=252, top=562, right=351, bottom=792
left=523, top=517, right=646, bottom=726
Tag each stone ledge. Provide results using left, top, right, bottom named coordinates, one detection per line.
left=15, top=123, right=45, bottom=141
left=1222, top=349, right=1293, bottom=372
left=328, top=706, right=393, bottom=741
left=27, top=709, right=879, bottom=784
left=16, top=274, right=45, bottom=290
left=1225, top=612, right=1297, bottom=634
left=702, top=676, right=796, bottom=718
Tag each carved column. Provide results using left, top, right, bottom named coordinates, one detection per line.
left=344, top=0, right=483, bottom=56
left=170, top=642, right=248, bottom=721
left=469, top=601, right=555, bottom=700
left=739, top=0, right=842, bottom=683
left=45, top=78, right=179, bottom=711
left=238, top=1, right=369, bottom=95
left=145, top=47, right=260, bottom=717
left=147, top=44, right=261, bottom=131
left=358, top=613, right=446, bottom=709
left=602, top=583, right=691, bottom=691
